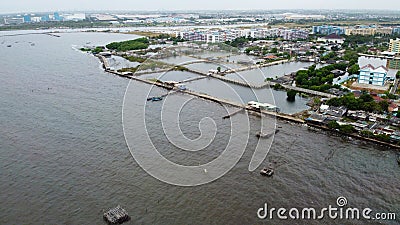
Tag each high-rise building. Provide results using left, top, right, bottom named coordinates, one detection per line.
left=393, top=27, right=400, bottom=35
left=54, top=12, right=61, bottom=21
left=312, top=25, right=345, bottom=35
left=389, top=38, right=400, bottom=53
left=41, top=15, right=50, bottom=22
left=23, top=15, right=31, bottom=23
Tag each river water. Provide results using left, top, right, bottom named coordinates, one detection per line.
left=0, top=31, right=399, bottom=224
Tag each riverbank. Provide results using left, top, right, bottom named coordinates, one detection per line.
left=306, top=122, right=400, bottom=150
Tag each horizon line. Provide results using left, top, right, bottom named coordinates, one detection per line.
left=2, top=8, right=400, bottom=15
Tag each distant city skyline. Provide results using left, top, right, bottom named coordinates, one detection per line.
left=2, top=0, right=400, bottom=14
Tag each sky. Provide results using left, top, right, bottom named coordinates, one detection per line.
left=2, top=0, right=400, bottom=14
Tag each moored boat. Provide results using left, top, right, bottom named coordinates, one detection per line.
left=260, top=167, right=274, bottom=177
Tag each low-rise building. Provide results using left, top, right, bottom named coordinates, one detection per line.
left=313, top=25, right=345, bottom=35
left=345, top=26, right=392, bottom=36
left=357, top=64, right=388, bottom=86
left=389, top=38, right=400, bottom=53
left=347, top=110, right=368, bottom=120
left=4, top=17, right=24, bottom=24
left=324, top=106, right=347, bottom=117
left=317, top=34, right=345, bottom=44
left=386, top=58, right=400, bottom=69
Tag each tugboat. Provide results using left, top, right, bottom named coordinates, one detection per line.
left=260, top=167, right=274, bottom=177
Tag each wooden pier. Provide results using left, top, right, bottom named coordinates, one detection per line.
left=223, top=108, right=245, bottom=119
left=179, top=76, right=208, bottom=84
left=224, top=59, right=289, bottom=74
left=97, top=56, right=306, bottom=124
left=104, top=56, right=335, bottom=98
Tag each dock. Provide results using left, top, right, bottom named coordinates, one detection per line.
left=103, top=205, right=130, bottom=224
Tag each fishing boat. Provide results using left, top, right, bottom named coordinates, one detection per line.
left=260, top=167, right=274, bottom=177
left=147, top=96, right=163, bottom=102
left=256, top=129, right=279, bottom=138
left=397, top=154, right=400, bottom=165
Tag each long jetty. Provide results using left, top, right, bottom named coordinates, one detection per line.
left=112, top=52, right=334, bottom=98
left=224, top=59, right=289, bottom=74
left=97, top=62, right=304, bottom=123
left=100, top=54, right=335, bottom=98
left=208, top=74, right=336, bottom=98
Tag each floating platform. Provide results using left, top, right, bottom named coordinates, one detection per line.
left=103, top=205, right=130, bottom=224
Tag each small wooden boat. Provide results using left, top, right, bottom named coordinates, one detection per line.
left=256, top=129, right=279, bottom=138
left=397, top=154, right=400, bottom=165
left=147, top=97, right=163, bottom=101
left=260, top=167, right=274, bottom=177
left=151, top=97, right=163, bottom=101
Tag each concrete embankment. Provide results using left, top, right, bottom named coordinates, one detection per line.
left=306, top=122, right=400, bottom=150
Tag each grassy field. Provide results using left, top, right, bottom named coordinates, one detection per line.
left=271, top=20, right=400, bottom=28
left=124, top=31, right=172, bottom=38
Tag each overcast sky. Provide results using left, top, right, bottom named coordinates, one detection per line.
left=2, top=0, right=400, bottom=14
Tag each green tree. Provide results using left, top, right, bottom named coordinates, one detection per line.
left=339, top=125, right=356, bottom=134
left=379, top=101, right=389, bottom=113
left=286, top=90, right=297, bottom=102
left=273, top=83, right=284, bottom=90
left=326, top=97, right=342, bottom=107
left=328, top=121, right=340, bottom=129
left=106, top=38, right=149, bottom=51
left=376, top=134, right=390, bottom=142
left=359, top=93, right=374, bottom=102
left=270, top=48, right=278, bottom=53
left=348, top=64, right=360, bottom=75
left=363, top=101, right=379, bottom=112
left=361, top=130, right=374, bottom=137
